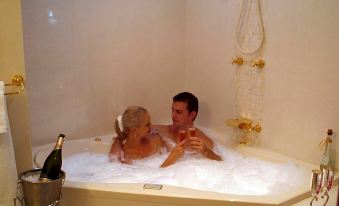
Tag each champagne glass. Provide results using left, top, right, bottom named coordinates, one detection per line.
left=327, top=170, right=334, bottom=191
left=311, top=169, right=322, bottom=195
left=178, top=130, right=187, bottom=142
left=188, top=127, right=196, bottom=137
left=310, top=169, right=322, bottom=206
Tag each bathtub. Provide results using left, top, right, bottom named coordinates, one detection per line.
left=32, top=133, right=338, bottom=206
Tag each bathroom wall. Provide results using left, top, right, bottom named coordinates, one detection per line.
left=22, top=0, right=339, bottom=169
left=185, top=0, right=339, bottom=168
left=22, top=0, right=186, bottom=145
left=0, top=0, right=32, bottom=172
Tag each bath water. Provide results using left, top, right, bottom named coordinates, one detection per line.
left=62, top=142, right=304, bottom=196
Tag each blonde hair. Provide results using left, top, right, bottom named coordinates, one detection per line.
left=115, top=106, right=148, bottom=140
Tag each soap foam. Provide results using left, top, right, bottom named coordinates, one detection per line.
left=62, top=141, right=304, bottom=196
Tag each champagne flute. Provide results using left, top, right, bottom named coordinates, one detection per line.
left=178, top=130, right=187, bottom=142
left=311, top=169, right=322, bottom=195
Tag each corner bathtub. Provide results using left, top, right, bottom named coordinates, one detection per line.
left=32, top=134, right=338, bottom=206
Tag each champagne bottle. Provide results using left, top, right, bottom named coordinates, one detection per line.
left=40, top=134, right=66, bottom=180
left=320, top=129, right=333, bottom=171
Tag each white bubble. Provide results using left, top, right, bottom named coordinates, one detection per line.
left=62, top=140, right=304, bottom=196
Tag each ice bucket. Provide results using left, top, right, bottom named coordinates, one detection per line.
left=15, top=168, right=65, bottom=206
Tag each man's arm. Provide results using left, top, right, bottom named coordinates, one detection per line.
left=201, top=147, right=222, bottom=161
left=196, top=129, right=214, bottom=149
left=188, top=136, right=222, bottom=161
left=152, top=124, right=169, bottom=134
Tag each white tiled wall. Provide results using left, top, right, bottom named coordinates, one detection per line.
left=185, top=0, right=339, bottom=169
left=23, top=0, right=339, bottom=170
left=22, top=0, right=186, bottom=145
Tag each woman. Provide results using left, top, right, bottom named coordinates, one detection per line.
left=109, top=106, right=185, bottom=167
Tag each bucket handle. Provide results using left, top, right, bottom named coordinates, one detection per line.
left=14, top=196, right=23, bottom=206
left=50, top=193, right=62, bottom=206
left=49, top=177, right=64, bottom=206
left=14, top=179, right=23, bottom=206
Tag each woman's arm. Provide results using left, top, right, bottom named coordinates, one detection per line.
left=109, top=137, right=126, bottom=162
left=160, top=140, right=186, bottom=168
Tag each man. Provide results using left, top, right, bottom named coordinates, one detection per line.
left=109, top=92, right=221, bottom=163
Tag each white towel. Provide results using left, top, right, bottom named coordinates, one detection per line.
left=117, top=115, right=123, bottom=132
left=0, top=82, right=8, bottom=133
left=0, top=81, right=18, bottom=206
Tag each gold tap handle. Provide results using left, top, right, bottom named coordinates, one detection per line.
left=231, top=57, right=244, bottom=66
left=226, top=118, right=262, bottom=133
left=4, top=75, right=25, bottom=95
left=252, top=124, right=262, bottom=133
left=251, top=59, right=265, bottom=69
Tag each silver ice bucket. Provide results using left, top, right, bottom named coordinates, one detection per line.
left=15, top=168, right=65, bottom=206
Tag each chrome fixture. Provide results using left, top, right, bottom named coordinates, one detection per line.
left=94, top=137, right=102, bottom=142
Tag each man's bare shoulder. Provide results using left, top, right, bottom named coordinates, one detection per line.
left=195, top=127, right=207, bottom=136
left=152, top=124, right=171, bottom=134
left=148, top=133, right=162, bottom=140
left=195, top=127, right=214, bottom=148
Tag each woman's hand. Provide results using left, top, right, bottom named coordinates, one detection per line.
left=172, top=139, right=186, bottom=154
left=160, top=139, right=186, bottom=168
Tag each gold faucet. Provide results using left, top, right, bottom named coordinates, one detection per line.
left=251, top=59, right=265, bottom=69
left=225, top=117, right=262, bottom=133
left=226, top=118, right=262, bottom=145
left=231, top=57, right=244, bottom=66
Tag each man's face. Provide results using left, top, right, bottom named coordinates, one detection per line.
left=171, top=101, right=196, bottom=128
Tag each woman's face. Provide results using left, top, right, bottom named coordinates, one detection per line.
left=136, top=112, right=151, bottom=137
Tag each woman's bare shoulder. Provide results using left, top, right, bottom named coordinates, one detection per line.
left=147, top=133, right=165, bottom=147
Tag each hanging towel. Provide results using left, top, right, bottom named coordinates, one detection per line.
left=0, top=81, right=18, bottom=206
left=0, top=81, right=8, bottom=133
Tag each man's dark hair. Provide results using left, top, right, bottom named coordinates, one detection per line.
left=173, top=92, right=199, bottom=115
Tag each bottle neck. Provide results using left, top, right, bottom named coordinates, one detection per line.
left=54, top=136, right=64, bottom=150
left=325, top=135, right=332, bottom=149
left=321, top=135, right=332, bottom=167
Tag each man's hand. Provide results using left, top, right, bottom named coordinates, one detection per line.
left=188, top=136, right=208, bottom=154
left=188, top=136, right=221, bottom=161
